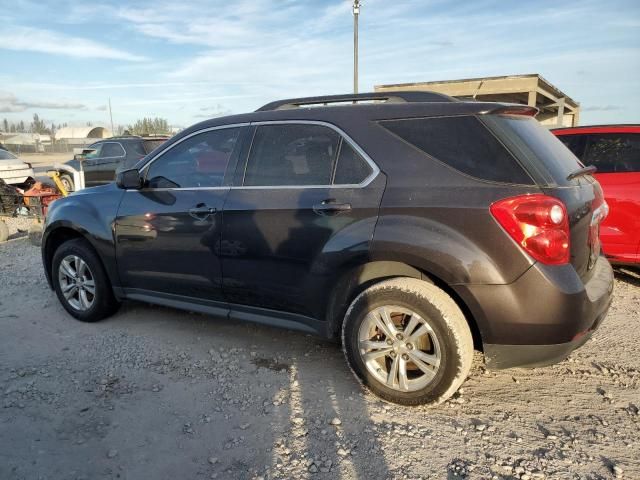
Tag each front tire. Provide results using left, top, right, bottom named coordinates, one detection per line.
left=342, top=278, right=473, bottom=406
left=52, top=238, right=119, bottom=322
left=59, top=174, right=74, bottom=193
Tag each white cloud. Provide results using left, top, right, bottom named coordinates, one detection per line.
left=0, top=91, right=87, bottom=113
left=0, top=26, right=146, bottom=61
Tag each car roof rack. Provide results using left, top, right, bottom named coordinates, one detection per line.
left=256, top=91, right=455, bottom=112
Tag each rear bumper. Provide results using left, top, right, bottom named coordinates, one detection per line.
left=454, top=255, right=614, bottom=369
left=483, top=311, right=606, bottom=369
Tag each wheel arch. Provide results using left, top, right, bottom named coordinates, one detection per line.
left=326, top=260, right=485, bottom=351
left=43, top=226, right=111, bottom=291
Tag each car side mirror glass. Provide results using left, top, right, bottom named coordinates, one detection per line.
left=116, top=169, right=142, bottom=189
left=74, top=154, right=85, bottom=161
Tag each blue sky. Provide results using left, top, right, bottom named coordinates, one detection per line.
left=0, top=0, right=638, bottom=129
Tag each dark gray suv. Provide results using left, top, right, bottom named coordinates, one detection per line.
left=41, top=92, right=613, bottom=405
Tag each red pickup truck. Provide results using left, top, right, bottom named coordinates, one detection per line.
left=553, top=125, right=640, bottom=265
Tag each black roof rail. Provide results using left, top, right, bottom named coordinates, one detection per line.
left=256, top=91, right=455, bottom=112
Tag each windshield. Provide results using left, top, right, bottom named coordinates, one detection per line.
left=483, top=115, right=583, bottom=186
left=0, top=150, right=18, bottom=160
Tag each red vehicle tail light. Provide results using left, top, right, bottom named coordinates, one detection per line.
left=490, top=194, right=570, bottom=265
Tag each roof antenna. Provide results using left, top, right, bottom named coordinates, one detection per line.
left=472, top=80, right=484, bottom=100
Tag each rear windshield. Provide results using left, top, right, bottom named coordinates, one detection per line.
left=380, top=116, right=533, bottom=184
left=143, top=139, right=168, bottom=154
left=0, top=150, right=17, bottom=160
left=483, top=115, right=583, bottom=186
left=560, top=132, right=640, bottom=174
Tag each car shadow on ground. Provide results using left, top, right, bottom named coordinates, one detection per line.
left=104, top=299, right=393, bottom=479
left=613, top=267, right=640, bottom=287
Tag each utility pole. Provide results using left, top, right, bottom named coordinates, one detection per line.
left=353, top=0, right=360, bottom=94
left=108, top=98, right=114, bottom=136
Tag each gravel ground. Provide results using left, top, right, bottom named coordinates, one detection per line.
left=0, top=216, right=40, bottom=241
left=1, top=239, right=639, bottom=480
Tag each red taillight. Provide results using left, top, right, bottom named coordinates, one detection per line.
left=490, top=194, right=570, bottom=265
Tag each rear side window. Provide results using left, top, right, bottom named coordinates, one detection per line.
left=380, top=116, right=533, bottom=184
left=333, top=142, right=372, bottom=185
left=582, top=133, right=640, bottom=173
left=244, top=124, right=340, bottom=186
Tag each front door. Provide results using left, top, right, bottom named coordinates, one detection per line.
left=115, top=126, right=244, bottom=301
left=221, top=122, right=384, bottom=318
left=81, top=143, right=103, bottom=187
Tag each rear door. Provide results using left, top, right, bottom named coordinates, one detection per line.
left=221, top=121, right=384, bottom=319
left=115, top=125, right=245, bottom=302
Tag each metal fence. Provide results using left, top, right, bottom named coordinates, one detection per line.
left=3, top=139, right=99, bottom=155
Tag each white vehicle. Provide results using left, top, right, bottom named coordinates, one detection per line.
left=0, top=149, right=35, bottom=186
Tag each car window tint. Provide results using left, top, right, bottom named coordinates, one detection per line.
left=582, top=133, right=640, bottom=173
left=333, top=141, right=372, bottom=184
left=146, top=128, right=239, bottom=188
left=101, top=143, right=125, bottom=157
left=244, top=124, right=340, bottom=186
left=380, top=116, right=533, bottom=184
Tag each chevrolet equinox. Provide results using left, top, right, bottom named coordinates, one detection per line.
left=42, top=92, right=614, bottom=405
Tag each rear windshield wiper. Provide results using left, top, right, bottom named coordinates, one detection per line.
left=566, top=165, right=596, bottom=181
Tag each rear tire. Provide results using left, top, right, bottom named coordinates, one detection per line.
left=52, top=238, right=119, bottom=322
left=342, top=278, right=473, bottom=406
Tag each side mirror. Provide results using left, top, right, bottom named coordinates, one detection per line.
left=73, top=147, right=96, bottom=161
left=116, top=169, right=143, bottom=190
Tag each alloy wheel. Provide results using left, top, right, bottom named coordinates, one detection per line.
left=58, top=255, right=96, bottom=311
left=358, top=305, right=441, bottom=392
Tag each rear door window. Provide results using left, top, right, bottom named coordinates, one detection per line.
left=380, top=116, right=533, bottom=184
left=243, top=124, right=340, bottom=186
left=582, top=133, right=640, bottom=173
left=101, top=142, right=125, bottom=158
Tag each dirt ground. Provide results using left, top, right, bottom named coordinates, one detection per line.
left=1, top=230, right=639, bottom=480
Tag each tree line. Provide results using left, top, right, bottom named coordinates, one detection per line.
left=2, top=114, right=64, bottom=135
left=2, top=114, right=172, bottom=137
